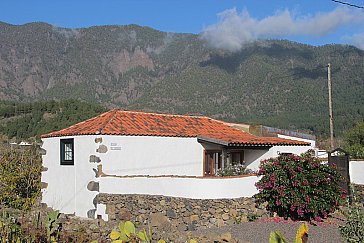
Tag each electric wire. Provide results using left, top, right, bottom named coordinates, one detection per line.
left=331, top=0, right=364, bottom=9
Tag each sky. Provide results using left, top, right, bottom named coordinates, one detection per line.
left=1, top=0, right=364, bottom=50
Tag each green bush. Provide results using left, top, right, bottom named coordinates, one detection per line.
left=0, top=146, right=42, bottom=211
left=254, top=151, right=346, bottom=221
left=339, top=186, right=364, bottom=243
left=344, top=122, right=364, bottom=159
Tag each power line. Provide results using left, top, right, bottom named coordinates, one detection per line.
left=331, top=0, right=364, bottom=9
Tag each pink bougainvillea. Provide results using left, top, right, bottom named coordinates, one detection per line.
left=254, top=150, right=346, bottom=221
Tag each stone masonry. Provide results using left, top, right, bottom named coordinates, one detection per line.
left=96, top=194, right=268, bottom=231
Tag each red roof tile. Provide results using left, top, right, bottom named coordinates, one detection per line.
left=41, top=110, right=310, bottom=146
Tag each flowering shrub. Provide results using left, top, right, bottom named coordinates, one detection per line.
left=216, top=164, right=254, bottom=176
left=254, top=151, right=346, bottom=221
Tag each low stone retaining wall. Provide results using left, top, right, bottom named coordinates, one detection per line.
left=96, top=194, right=268, bottom=231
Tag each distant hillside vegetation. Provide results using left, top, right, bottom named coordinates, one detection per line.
left=0, top=22, right=363, bottom=137
left=0, top=100, right=106, bottom=139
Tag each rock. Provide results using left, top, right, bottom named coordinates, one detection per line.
left=193, top=209, right=200, bottom=214
left=38, top=148, right=47, bottom=155
left=209, top=218, right=217, bottom=224
left=177, top=223, right=187, bottom=232
left=183, top=216, right=190, bottom=224
left=87, top=181, right=99, bottom=192
left=87, top=209, right=96, bottom=219
left=96, top=145, right=108, bottom=153
left=240, top=215, right=248, bottom=223
left=150, top=213, right=169, bottom=227
left=160, top=200, right=166, bottom=206
left=186, top=204, right=193, bottom=211
left=217, top=219, right=225, bottom=227
left=222, top=213, right=229, bottom=220
left=106, top=205, right=116, bottom=219
left=187, top=223, right=196, bottom=231
left=139, top=209, right=147, bottom=214
left=203, top=232, right=220, bottom=241
left=89, top=155, right=101, bottom=163
left=89, top=223, right=99, bottom=231
left=98, top=219, right=106, bottom=227
left=118, top=208, right=132, bottom=221
left=190, top=214, right=199, bottom=222
left=177, top=202, right=185, bottom=208
left=208, top=208, right=216, bottom=214
left=229, top=208, right=237, bottom=217
left=166, top=208, right=177, bottom=219
left=216, top=208, right=224, bottom=214
left=136, top=213, right=146, bottom=223
left=220, top=232, right=232, bottom=242
left=40, top=182, right=48, bottom=189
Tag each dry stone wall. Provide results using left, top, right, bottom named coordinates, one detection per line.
left=96, top=194, right=268, bottom=231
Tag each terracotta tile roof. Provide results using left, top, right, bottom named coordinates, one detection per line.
left=41, top=109, right=310, bottom=146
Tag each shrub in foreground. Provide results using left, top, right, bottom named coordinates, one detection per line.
left=339, top=186, right=364, bottom=243
left=0, top=146, right=42, bottom=211
left=254, top=151, right=346, bottom=221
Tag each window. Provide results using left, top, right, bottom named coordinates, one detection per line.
left=231, top=151, right=244, bottom=165
left=60, top=139, right=74, bottom=165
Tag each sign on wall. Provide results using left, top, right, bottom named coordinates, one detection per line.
left=110, top=143, right=121, bottom=151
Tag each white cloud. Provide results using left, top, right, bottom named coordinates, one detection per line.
left=201, top=7, right=364, bottom=52
left=52, top=26, right=80, bottom=39
left=344, top=33, right=364, bottom=50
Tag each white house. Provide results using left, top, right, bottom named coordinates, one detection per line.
left=40, top=109, right=313, bottom=219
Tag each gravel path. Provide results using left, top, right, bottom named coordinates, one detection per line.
left=193, top=221, right=344, bottom=242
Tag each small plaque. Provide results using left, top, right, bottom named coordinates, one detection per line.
left=110, top=143, right=121, bottom=151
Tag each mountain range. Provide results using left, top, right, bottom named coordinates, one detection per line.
left=0, top=21, right=363, bottom=137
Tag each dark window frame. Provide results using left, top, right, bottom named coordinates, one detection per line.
left=230, top=151, right=245, bottom=165
left=60, top=138, right=74, bottom=165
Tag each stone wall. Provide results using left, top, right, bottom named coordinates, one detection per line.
left=96, top=194, right=268, bottom=231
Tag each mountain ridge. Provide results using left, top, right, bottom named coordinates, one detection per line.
left=0, top=21, right=363, bottom=137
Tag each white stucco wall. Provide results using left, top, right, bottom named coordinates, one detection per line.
left=244, top=145, right=312, bottom=171
left=350, top=160, right=364, bottom=184
left=270, top=145, right=312, bottom=159
left=99, top=135, right=204, bottom=176
left=41, top=135, right=205, bottom=217
left=41, top=136, right=99, bottom=217
left=244, top=149, right=271, bottom=170
left=99, top=175, right=259, bottom=199
left=41, top=133, right=315, bottom=218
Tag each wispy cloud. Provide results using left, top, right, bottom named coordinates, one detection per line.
left=52, top=26, right=80, bottom=38
left=344, top=33, right=364, bottom=50
left=201, top=7, right=364, bottom=52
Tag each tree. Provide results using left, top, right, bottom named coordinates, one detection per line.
left=343, top=122, right=364, bottom=159
left=0, top=146, right=42, bottom=210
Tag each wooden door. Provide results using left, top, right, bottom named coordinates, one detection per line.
left=204, top=151, right=221, bottom=176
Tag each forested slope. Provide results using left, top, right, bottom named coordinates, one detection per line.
left=0, top=22, right=363, bottom=137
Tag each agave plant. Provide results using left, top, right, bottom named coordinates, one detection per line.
left=269, top=222, right=308, bottom=243
left=108, top=221, right=153, bottom=243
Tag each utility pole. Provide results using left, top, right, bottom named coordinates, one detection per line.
left=327, top=63, right=334, bottom=150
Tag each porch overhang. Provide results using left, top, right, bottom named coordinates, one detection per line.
left=197, top=136, right=273, bottom=149
left=197, top=136, right=229, bottom=146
